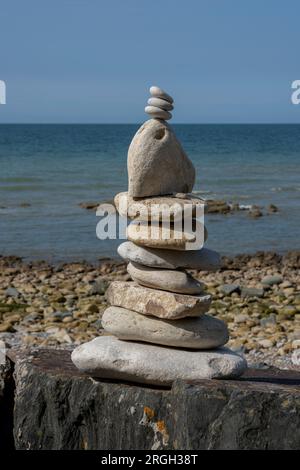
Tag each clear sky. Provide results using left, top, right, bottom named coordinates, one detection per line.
left=0, top=0, right=300, bottom=123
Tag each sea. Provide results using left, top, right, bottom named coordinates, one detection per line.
left=0, top=124, right=299, bottom=263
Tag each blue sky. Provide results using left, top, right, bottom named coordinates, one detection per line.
left=0, top=0, right=299, bottom=123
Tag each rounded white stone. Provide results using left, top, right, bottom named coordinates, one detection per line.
left=71, top=336, right=247, bottom=385
left=150, top=86, right=173, bottom=104
left=102, top=306, right=229, bottom=349
left=127, top=119, right=195, bottom=198
left=145, top=106, right=172, bottom=120
left=147, top=97, right=174, bottom=111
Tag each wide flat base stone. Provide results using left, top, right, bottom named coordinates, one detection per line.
left=71, top=336, right=247, bottom=385
left=10, top=349, right=300, bottom=450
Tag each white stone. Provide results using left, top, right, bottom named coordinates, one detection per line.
left=147, top=97, right=173, bottom=111
left=106, top=281, right=211, bottom=319
left=71, top=336, right=247, bottom=385
left=150, top=86, right=173, bottom=104
left=145, top=106, right=172, bottom=120
left=127, top=119, right=195, bottom=198
left=127, top=261, right=203, bottom=294
left=102, top=307, right=229, bottom=349
left=118, top=242, right=220, bottom=271
left=127, top=220, right=207, bottom=251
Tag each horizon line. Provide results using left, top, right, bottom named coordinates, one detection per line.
left=0, top=122, right=300, bottom=125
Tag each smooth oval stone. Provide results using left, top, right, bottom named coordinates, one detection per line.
left=118, top=242, right=221, bottom=271
left=102, top=307, right=229, bottom=349
left=128, top=119, right=195, bottom=198
left=114, top=191, right=204, bottom=221
left=145, top=106, right=172, bottom=120
left=150, top=85, right=174, bottom=104
left=71, top=336, right=247, bottom=385
left=147, top=97, right=174, bottom=111
left=127, top=261, right=203, bottom=294
left=106, top=281, right=211, bottom=319
left=127, top=220, right=208, bottom=251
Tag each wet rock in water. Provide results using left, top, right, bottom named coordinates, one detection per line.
left=267, top=204, right=279, bottom=213
left=78, top=201, right=100, bottom=210
left=205, top=199, right=231, bottom=214
left=248, top=207, right=263, bottom=218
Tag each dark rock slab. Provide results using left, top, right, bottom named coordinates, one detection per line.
left=10, top=349, right=300, bottom=450
left=0, top=356, right=15, bottom=450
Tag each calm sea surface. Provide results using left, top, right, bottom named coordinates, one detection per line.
left=0, top=124, right=299, bottom=263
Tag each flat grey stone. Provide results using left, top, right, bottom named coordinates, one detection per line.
left=147, top=97, right=174, bottom=111
left=102, top=307, right=229, bottom=349
left=71, top=336, right=247, bottom=385
left=117, top=241, right=220, bottom=271
left=128, top=119, right=195, bottom=198
left=127, top=261, right=203, bottom=294
left=145, top=106, right=172, bottom=120
left=106, top=281, right=211, bottom=319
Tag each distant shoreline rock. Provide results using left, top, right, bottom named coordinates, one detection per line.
left=78, top=197, right=279, bottom=217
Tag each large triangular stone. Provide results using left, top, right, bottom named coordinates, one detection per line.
left=128, top=119, right=195, bottom=197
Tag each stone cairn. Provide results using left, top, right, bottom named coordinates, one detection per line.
left=72, top=86, right=247, bottom=386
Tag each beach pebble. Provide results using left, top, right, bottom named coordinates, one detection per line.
left=128, top=119, right=195, bottom=198
left=147, top=97, right=174, bottom=111
left=220, top=284, right=240, bottom=295
left=71, top=336, right=246, bottom=385
left=105, top=281, right=211, bottom=320
left=241, top=287, right=264, bottom=298
left=150, top=86, right=174, bottom=104
left=261, top=275, right=283, bottom=286
left=145, top=105, right=172, bottom=120
left=5, top=287, right=20, bottom=298
left=102, top=307, right=229, bottom=349
left=127, top=261, right=203, bottom=294
left=117, top=241, right=221, bottom=271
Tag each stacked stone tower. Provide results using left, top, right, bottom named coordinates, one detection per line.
left=72, top=86, right=247, bottom=385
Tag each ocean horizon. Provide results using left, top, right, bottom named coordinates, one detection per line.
left=1, top=123, right=299, bottom=263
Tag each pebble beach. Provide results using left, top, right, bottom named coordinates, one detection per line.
left=1, top=250, right=299, bottom=370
